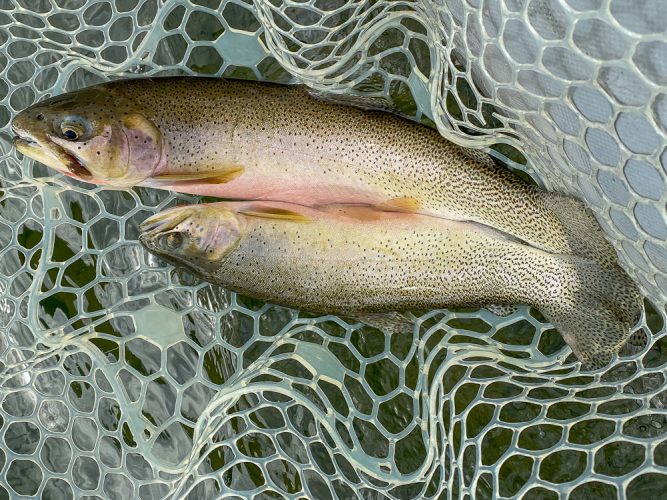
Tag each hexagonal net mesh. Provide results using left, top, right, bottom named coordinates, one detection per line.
left=0, top=0, right=665, bottom=498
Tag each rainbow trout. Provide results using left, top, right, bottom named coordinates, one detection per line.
left=12, top=77, right=614, bottom=267
left=139, top=201, right=641, bottom=368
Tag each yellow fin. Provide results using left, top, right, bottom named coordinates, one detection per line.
left=239, top=205, right=312, bottom=222
left=153, top=166, right=244, bottom=184
left=375, top=196, right=421, bottom=213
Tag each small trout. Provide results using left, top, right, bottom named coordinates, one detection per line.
left=139, top=202, right=641, bottom=368
left=12, top=77, right=613, bottom=267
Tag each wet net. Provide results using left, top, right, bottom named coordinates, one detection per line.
left=0, top=0, right=666, bottom=498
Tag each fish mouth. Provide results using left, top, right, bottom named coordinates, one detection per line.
left=12, top=134, right=42, bottom=158
left=12, top=132, right=92, bottom=180
left=60, top=149, right=92, bottom=180
left=141, top=207, right=192, bottom=233
left=12, top=135, right=35, bottom=148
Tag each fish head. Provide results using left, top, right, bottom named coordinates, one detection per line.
left=139, top=204, right=243, bottom=275
left=12, top=85, right=163, bottom=186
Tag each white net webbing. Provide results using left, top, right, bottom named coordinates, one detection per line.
left=0, top=0, right=665, bottom=498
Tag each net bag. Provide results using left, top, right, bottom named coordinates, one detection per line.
left=0, top=0, right=665, bottom=498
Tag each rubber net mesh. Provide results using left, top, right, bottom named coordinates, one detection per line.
left=0, top=0, right=665, bottom=498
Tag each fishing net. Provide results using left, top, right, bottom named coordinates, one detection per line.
left=0, top=0, right=665, bottom=498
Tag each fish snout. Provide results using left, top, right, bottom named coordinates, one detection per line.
left=11, top=108, right=41, bottom=138
left=11, top=117, right=37, bottom=149
left=139, top=206, right=202, bottom=254
left=12, top=135, right=34, bottom=149
left=140, top=207, right=192, bottom=236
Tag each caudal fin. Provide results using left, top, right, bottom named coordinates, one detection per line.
left=540, top=258, right=642, bottom=369
left=540, top=192, right=619, bottom=269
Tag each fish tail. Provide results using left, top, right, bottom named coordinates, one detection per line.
left=540, top=191, right=618, bottom=269
left=539, top=256, right=642, bottom=369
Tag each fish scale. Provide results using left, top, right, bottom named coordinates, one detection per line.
left=13, top=77, right=614, bottom=268
left=140, top=202, right=641, bottom=369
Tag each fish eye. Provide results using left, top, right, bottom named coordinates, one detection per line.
left=165, top=232, right=184, bottom=250
left=63, top=129, right=78, bottom=140
left=59, top=117, right=88, bottom=141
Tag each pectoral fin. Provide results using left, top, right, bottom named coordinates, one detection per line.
left=152, top=166, right=244, bottom=184
left=375, top=197, right=421, bottom=213
left=354, top=312, right=414, bottom=335
left=238, top=205, right=312, bottom=222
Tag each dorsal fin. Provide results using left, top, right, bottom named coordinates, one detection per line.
left=305, top=88, right=409, bottom=117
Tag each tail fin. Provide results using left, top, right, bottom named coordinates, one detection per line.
left=540, top=192, right=619, bottom=270
left=539, top=257, right=642, bottom=369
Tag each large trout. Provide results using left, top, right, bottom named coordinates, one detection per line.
left=12, top=77, right=614, bottom=266
left=139, top=201, right=641, bottom=368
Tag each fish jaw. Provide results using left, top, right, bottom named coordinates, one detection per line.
left=12, top=131, right=94, bottom=181
left=12, top=112, right=61, bottom=171
left=13, top=135, right=62, bottom=171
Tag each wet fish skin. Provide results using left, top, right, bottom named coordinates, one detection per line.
left=12, top=87, right=163, bottom=185
left=12, top=77, right=614, bottom=267
left=139, top=202, right=642, bottom=368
